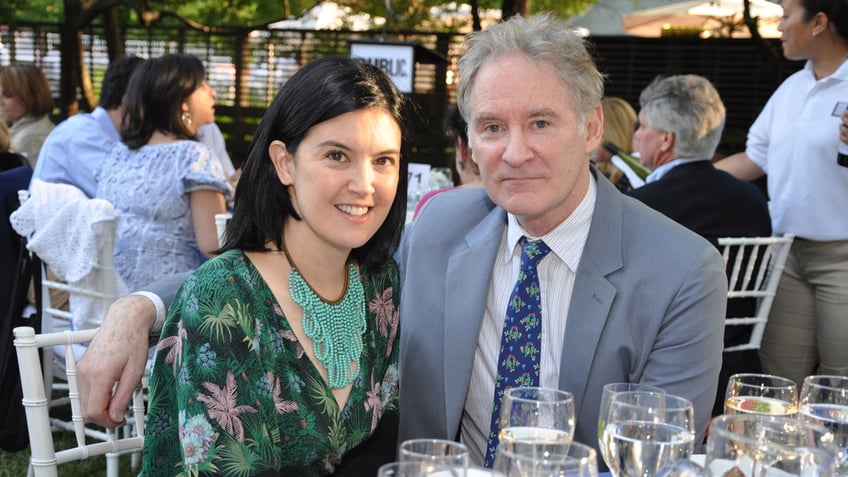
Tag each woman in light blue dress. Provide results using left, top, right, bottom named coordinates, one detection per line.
left=96, top=54, right=231, bottom=292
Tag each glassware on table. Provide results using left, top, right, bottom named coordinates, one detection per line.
left=598, top=383, right=665, bottom=470
left=800, top=375, right=848, bottom=471
left=704, top=413, right=839, bottom=477
left=378, top=461, right=464, bottom=477
left=724, top=373, right=798, bottom=416
left=498, top=387, right=576, bottom=447
left=601, top=391, right=696, bottom=477
left=494, top=440, right=598, bottom=477
left=399, top=438, right=470, bottom=469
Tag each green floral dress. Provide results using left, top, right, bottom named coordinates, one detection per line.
left=142, top=250, right=400, bottom=476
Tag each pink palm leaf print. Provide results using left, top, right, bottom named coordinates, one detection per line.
left=158, top=320, right=188, bottom=374
left=196, top=371, right=258, bottom=442
left=364, top=372, right=384, bottom=432
left=266, top=371, right=298, bottom=414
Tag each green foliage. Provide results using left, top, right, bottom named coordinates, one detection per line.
left=0, top=0, right=62, bottom=22
left=531, top=0, right=598, bottom=18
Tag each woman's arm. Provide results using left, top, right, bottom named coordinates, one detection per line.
left=714, top=152, right=765, bottom=182
left=190, top=188, right=226, bottom=257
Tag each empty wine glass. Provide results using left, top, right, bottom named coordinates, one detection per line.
left=601, top=391, right=695, bottom=477
left=800, top=375, right=848, bottom=472
left=704, top=413, right=839, bottom=477
left=399, top=439, right=470, bottom=469
left=724, top=373, right=798, bottom=416
left=378, top=461, right=463, bottom=477
left=494, top=440, right=598, bottom=477
left=598, top=383, right=665, bottom=471
left=498, top=387, right=576, bottom=447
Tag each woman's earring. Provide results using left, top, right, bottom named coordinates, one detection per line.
left=812, top=30, right=820, bottom=37
left=181, top=111, right=192, bottom=126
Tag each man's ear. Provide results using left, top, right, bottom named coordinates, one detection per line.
left=269, top=140, right=293, bottom=186
left=584, top=105, right=604, bottom=154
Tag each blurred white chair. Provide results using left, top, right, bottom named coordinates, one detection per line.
left=13, top=326, right=146, bottom=477
left=718, top=234, right=795, bottom=352
left=215, top=211, right=231, bottom=247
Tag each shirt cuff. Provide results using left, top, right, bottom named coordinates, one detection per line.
left=129, top=290, right=166, bottom=335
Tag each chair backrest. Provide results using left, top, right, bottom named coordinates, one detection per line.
left=215, top=211, right=232, bottom=247
left=717, top=234, right=794, bottom=352
left=13, top=326, right=146, bottom=477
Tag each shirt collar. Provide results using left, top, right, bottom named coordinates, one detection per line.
left=645, top=157, right=710, bottom=183
left=505, top=170, right=596, bottom=273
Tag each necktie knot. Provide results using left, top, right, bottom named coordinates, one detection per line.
left=519, top=238, right=551, bottom=269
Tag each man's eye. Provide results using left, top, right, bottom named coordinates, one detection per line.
left=534, top=120, right=548, bottom=129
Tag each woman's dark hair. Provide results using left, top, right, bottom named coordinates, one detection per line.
left=802, top=0, right=848, bottom=40
left=121, top=53, right=206, bottom=149
left=222, top=56, right=409, bottom=271
left=99, top=55, right=145, bottom=110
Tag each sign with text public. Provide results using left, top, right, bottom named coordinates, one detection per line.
left=350, top=42, right=415, bottom=93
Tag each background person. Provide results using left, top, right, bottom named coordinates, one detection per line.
left=95, top=53, right=230, bottom=292
left=625, top=74, right=771, bottom=416
left=594, top=96, right=638, bottom=192
left=142, top=56, right=407, bottom=476
left=399, top=14, right=726, bottom=467
left=715, top=0, right=848, bottom=386
left=0, top=63, right=54, bottom=165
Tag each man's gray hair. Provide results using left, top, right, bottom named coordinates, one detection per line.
left=455, top=13, right=605, bottom=135
left=639, top=74, right=726, bottom=160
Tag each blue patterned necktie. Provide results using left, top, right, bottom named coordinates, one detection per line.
left=484, top=238, right=551, bottom=467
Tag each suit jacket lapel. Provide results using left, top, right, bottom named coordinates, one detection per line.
left=443, top=206, right=506, bottom=434
left=559, top=174, right=624, bottom=417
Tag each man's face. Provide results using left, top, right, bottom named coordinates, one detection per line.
left=466, top=52, right=602, bottom=236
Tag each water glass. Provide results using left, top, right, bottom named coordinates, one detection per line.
left=724, top=373, right=798, bottom=416
left=598, top=383, right=665, bottom=469
left=399, top=438, right=470, bottom=469
left=378, top=461, right=463, bottom=477
left=498, top=387, right=575, bottom=447
left=705, top=414, right=839, bottom=476
left=494, top=440, right=598, bottom=477
left=601, top=391, right=695, bottom=477
left=800, top=375, right=848, bottom=471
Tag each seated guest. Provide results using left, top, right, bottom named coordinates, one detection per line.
left=32, top=55, right=144, bottom=198
left=96, top=54, right=230, bottom=292
left=197, top=122, right=241, bottom=189
left=142, top=56, right=406, bottom=476
left=594, top=96, right=639, bottom=192
left=626, top=74, right=772, bottom=415
left=0, top=63, right=55, bottom=165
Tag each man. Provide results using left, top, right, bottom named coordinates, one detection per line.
left=627, top=74, right=771, bottom=247
left=397, top=15, right=726, bottom=466
left=625, top=75, right=771, bottom=416
left=77, top=14, right=727, bottom=469
left=30, top=55, right=144, bottom=197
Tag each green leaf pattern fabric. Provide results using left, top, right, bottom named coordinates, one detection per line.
left=142, top=250, right=400, bottom=476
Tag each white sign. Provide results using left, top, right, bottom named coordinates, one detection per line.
left=350, top=42, right=415, bottom=93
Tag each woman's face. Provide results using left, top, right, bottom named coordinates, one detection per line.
left=0, top=86, right=26, bottom=123
left=272, top=107, right=402, bottom=254
left=183, top=81, right=216, bottom=134
left=778, top=0, right=818, bottom=61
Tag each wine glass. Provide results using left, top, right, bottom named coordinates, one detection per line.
left=498, top=387, right=576, bottom=447
left=598, top=383, right=665, bottom=471
left=399, top=438, right=470, bottom=469
left=800, top=375, right=848, bottom=472
left=494, top=440, right=598, bottom=477
left=601, top=391, right=695, bottom=477
left=704, top=413, right=839, bottom=476
left=378, top=462, right=463, bottom=477
left=724, top=373, right=798, bottom=416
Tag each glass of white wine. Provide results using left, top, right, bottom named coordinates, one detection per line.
left=494, top=440, right=598, bottom=477
left=399, top=439, right=470, bottom=469
left=724, top=373, right=798, bottom=416
left=601, top=391, right=695, bottom=477
left=598, top=383, right=665, bottom=472
left=498, top=387, right=575, bottom=447
left=800, top=375, right=848, bottom=472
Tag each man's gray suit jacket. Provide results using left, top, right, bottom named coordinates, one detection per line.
left=395, top=172, right=727, bottom=453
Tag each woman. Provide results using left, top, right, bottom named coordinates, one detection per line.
left=96, top=54, right=230, bottom=292
left=595, top=96, right=638, bottom=192
left=716, top=0, right=848, bottom=386
left=142, top=56, right=407, bottom=476
left=0, top=63, right=54, bottom=165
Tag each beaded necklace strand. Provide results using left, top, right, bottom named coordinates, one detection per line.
left=282, top=241, right=366, bottom=389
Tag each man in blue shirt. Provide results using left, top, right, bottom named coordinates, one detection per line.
left=31, top=55, right=144, bottom=197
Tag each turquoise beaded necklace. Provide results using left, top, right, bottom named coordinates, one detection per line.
left=282, top=241, right=366, bottom=389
